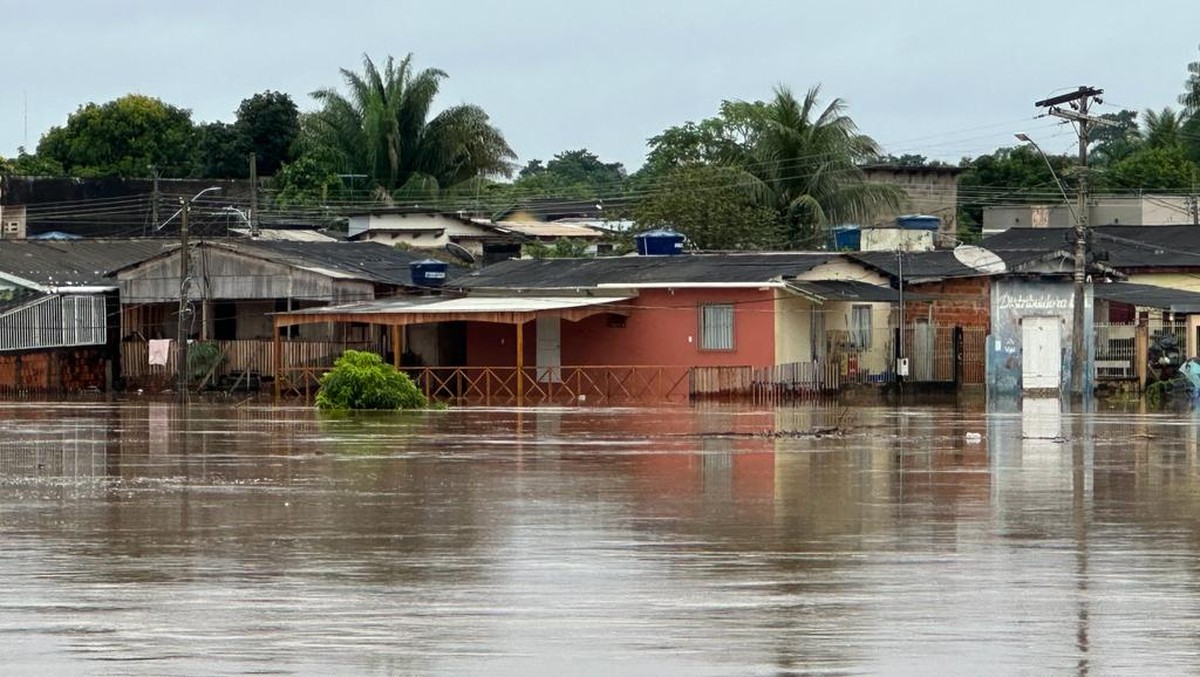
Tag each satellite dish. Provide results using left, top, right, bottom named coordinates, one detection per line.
left=445, top=241, right=477, bottom=265
left=953, top=245, right=1007, bottom=274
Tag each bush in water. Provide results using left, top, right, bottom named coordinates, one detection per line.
left=315, top=350, right=428, bottom=410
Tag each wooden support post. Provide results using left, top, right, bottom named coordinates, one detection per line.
left=273, top=319, right=282, bottom=400
left=516, top=320, right=525, bottom=407
left=393, top=324, right=402, bottom=369
left=1135, top=320, right=1149, bottom=392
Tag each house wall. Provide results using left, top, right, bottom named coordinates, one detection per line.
left=822, top=301, right=894, bottom=375
left=0, top=346, right=107, bottom=392
left=795, top=259, right=889, bottom=284
left=860, top=228, right=934, bottom=252
left=905, top=277, right=992, bottom=329
left=774, top=291, right=815, bottom=364
left=465, top=288, right=777, bottom=368
left=987, top=278, right=1093, bottom=395
left=118, top=248, right=375, bottom=304
left=861, top=166, right=960, bottom=238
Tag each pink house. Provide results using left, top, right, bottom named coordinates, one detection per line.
left=272, top=253, right=904, bottom=404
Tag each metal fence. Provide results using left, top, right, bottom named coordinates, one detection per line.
left=0, top=294, right=107, bottom=352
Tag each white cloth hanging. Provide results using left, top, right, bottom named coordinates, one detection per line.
left=148, top=339, right=172, bottom=366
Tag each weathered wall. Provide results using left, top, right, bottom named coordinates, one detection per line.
left=987, top=278, right=1093, bottom=395
left=0, top=347, right=107, bottom=392
left=905, top=277, right=991, bottom=329
left=465, top=288, right=777, bottom=368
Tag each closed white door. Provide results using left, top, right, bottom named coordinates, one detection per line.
left=536, top=316, right=561, bottom=383
left=1021, top=316, right=1061, bottom=390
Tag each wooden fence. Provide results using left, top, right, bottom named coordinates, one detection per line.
left=121, top=339, right=374, bottom=388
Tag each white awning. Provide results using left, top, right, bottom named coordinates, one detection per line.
left=278, top=294, right=633, bottom=317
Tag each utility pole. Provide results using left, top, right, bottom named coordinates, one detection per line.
left=248, top=153, right=259, bottom=238
left=176, top=196, right=190, bottom=403
left=150, top=166, right=161, bottom=237
left=1035, top=86, right=1104, bottom=397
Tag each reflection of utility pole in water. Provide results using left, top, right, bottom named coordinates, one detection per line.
left=1071, top=408, right=1092, bottom=676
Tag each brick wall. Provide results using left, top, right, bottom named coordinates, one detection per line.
left=905, top=277, right=991, bottom=329
left=0, top=347, right=107, bottom=393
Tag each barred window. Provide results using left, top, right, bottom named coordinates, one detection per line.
left=850, top=304, right=872, bottom=349
left=699, top=304, right=734, bottom=350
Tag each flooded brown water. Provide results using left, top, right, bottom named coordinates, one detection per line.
left=1, top=398, right=1199, bottom=675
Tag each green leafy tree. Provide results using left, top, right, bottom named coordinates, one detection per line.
left=728, top=86, right=906, bottom=247
left=304, top=53, right=516, bottom=197
left=316, top=350, right=428, bottom=410
left=1088, top=109, right=1141, bottom=165
left=1143, top=107, right=1185, bottom=150
left=639, top=86, right=903, bottom=249
left=956, top=146, right=1074, bottom=232
left=634, top=164, right=780, bottom=250
left=271, top=155, right=341, bottom=208
left=237, top=90, right=300, bottom=176
left=1104, top=145, right=1198, bottom=192
left=1180, top=43, right=1200, bottom=116
left=37, top=94, right=196, bottom=177
left=503, top=148, right=627, bottom=205
left=0, top=147, right=63, bottom=175
left=193, top=121, right=244, bottom=178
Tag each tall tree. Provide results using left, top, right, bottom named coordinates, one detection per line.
left=304, top=53, right=515, bottom=196
left=956, top=146, right=1074, bottom=232
left=236, top=90, right=300, bottom=176
left=635, top=164, right=780, bottom=250
left=640, top=86, right=904, bottom=249
left=510, top=148, right=626, bottom=198
left=37, top=94, right=195, bottom=177
left=1088, top=109, right=1141, bottom=165
left=1143, top=107, right=1185, bottom=150
left=729, top=86, right=906, bottom=248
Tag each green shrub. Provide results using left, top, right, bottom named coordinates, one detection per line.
left=315, top=350, right=428, bottom=411
left=186, top=341, right=224, bottom=381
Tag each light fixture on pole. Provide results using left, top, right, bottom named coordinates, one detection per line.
left=1015, top=132, right=1088, bottom=396
left=173, top=186, right=223, bottom=403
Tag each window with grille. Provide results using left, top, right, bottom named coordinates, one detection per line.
left=699, top=303, right=734, bottom=350
left=850, top=304, right=872, bottom=349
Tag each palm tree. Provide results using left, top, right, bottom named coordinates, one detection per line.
left=306, top=54, right=515, bottom=196
left=1179, top=44, right=1200, bottom=117
left=1143, top=107, right=1184, bottom=150
left=732, top=86, right=906, bottom=248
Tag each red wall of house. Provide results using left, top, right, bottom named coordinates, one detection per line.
left=905, top=277, right=991, bottom=329
left=465, top=288, right=776, bottom=367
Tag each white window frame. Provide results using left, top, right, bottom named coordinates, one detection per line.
left=699, top=303, right=735, bottom=351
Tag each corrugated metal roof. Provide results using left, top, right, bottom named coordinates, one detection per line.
left=458, top=253, right=839, bottom=289
left=0, top=239, right=170, bottom=288
left=984, top=225, right=1200, bottom=268
left=473, top=219, right=602, bottom=240
left=1093, top=282, right=1200, bottom=313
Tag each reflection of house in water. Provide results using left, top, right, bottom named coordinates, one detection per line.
left=0, top=407, right=115, bottom=478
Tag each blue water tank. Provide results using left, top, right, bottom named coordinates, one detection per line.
left=636, top=229, right=685, bottom=256
left=831, top=226, right=861, bottom=251
left=896, top=215, right=941, bottom=232
left=409, top=258, right=448, bottom=287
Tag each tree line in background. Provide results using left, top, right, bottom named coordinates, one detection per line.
left=4, top=47, right=1200, bottom=248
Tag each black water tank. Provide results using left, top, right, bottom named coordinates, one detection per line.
left=636, top=229, right=685, bottom=256
left=409, top=258, right=448, bottom=287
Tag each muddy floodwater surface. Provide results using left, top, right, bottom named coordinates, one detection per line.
left=1, top=398, right=1199, bottom=675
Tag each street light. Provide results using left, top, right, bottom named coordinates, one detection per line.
left=173, top=186, right=223, bottom=402
left=1014, top=133, right=1088, bottom=396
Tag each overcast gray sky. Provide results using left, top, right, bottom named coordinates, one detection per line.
left=3, top=0, right=1198, bottom=172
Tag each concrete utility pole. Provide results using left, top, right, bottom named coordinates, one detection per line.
left=1035, top=86, right=1104, bottom=397
left=249, top=153, right=259, bottom=238
left=176, top=196, right=190, bottom=403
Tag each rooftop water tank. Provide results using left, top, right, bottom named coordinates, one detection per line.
left=409, top=258, right=448, bottom=287
left=831, top=226, right=861, bottom=251
left=636, top=229, right=685, bottom=256
left=896, top=215, right=941, bottom=232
